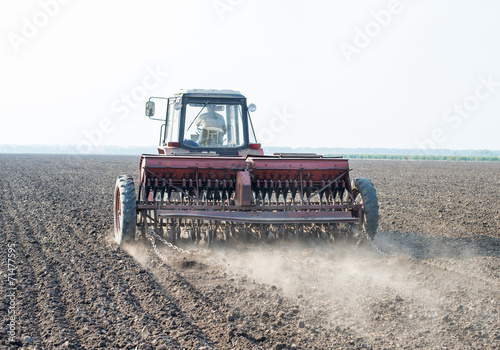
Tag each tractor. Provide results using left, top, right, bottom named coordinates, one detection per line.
left=113, top=89, right=378, bottom=247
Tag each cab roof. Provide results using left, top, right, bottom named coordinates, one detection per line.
left=174, top=89, right=245, bottom=99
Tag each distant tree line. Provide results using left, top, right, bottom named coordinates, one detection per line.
left=326, top=154, right=500, bottom=162
left=269, top=147, right=500, bottom=157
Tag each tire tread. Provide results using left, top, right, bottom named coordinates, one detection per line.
left=352, top=177, right=379, bottom=238
left=114, top=175, right=137, bottom=245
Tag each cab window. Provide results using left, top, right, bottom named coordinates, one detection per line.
left=183, top=103, right=245, bottom=148
left=165, top=100, right=180, bottom=144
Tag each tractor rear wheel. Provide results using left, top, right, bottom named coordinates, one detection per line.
left=114, top=175, right=137, bottom=245
left=351, top=177, right=379, bottom=239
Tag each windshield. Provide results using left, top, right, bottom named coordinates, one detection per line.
left=184, top=102, right=245, bottom=148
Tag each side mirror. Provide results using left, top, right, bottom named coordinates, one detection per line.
left=145, top=101, right=155, bottom=117
left=248, top=103, right=257, bottom=112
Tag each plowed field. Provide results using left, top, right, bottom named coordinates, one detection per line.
left=1, top=155, right=499, bottom=349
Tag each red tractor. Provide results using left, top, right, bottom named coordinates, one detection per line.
left=113, top=89, right=378, bottom=246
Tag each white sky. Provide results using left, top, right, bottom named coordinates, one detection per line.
left=1, top=0, right=499, bottom=152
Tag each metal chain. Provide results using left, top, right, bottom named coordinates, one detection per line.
left=147, top=228, right=171, bottom=264
left=368, top=237, right=388, bottom=256
left=147, top=228, right=193, bottom=256
left=358, top=230, right=388, bottom=256
left=351, top=227, right=388, bottom=256
left=355, top=236, right=363, bottom=248
left=153, top=229, right=193, bottom=254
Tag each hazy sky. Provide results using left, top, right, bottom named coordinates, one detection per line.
left=1, top=0, right=499, bottom=152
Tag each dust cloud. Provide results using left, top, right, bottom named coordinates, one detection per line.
left=123, top=242, right=150, bottom=267
left=106, top=229, right=151, bottom=267
left=119, top=228, right=499, bottom=347
left=205, top=233, right=495, bottom=345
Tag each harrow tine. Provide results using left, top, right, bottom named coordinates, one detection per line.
left=262, top=180, right=268, bottom=205
left=283, top=180, right=289, bottom=205
left=276, top=180, right=282, bottom=205
left=268, top=180, right=274, bottom=205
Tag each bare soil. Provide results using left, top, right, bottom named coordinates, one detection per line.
left=1, top=155, right=499, bottom=349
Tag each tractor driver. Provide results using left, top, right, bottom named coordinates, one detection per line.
left=196, top=104, right=226, bottom=147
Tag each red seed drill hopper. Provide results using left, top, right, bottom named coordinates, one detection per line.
left=113, top=89, right=378, bottom=246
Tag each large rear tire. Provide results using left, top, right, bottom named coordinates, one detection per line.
left=351, top=177, right=379, bottom=239
left=114, top=175, right=137, bottom=245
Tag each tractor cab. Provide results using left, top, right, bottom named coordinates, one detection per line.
left=146, top=89, right=263, bottom=157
